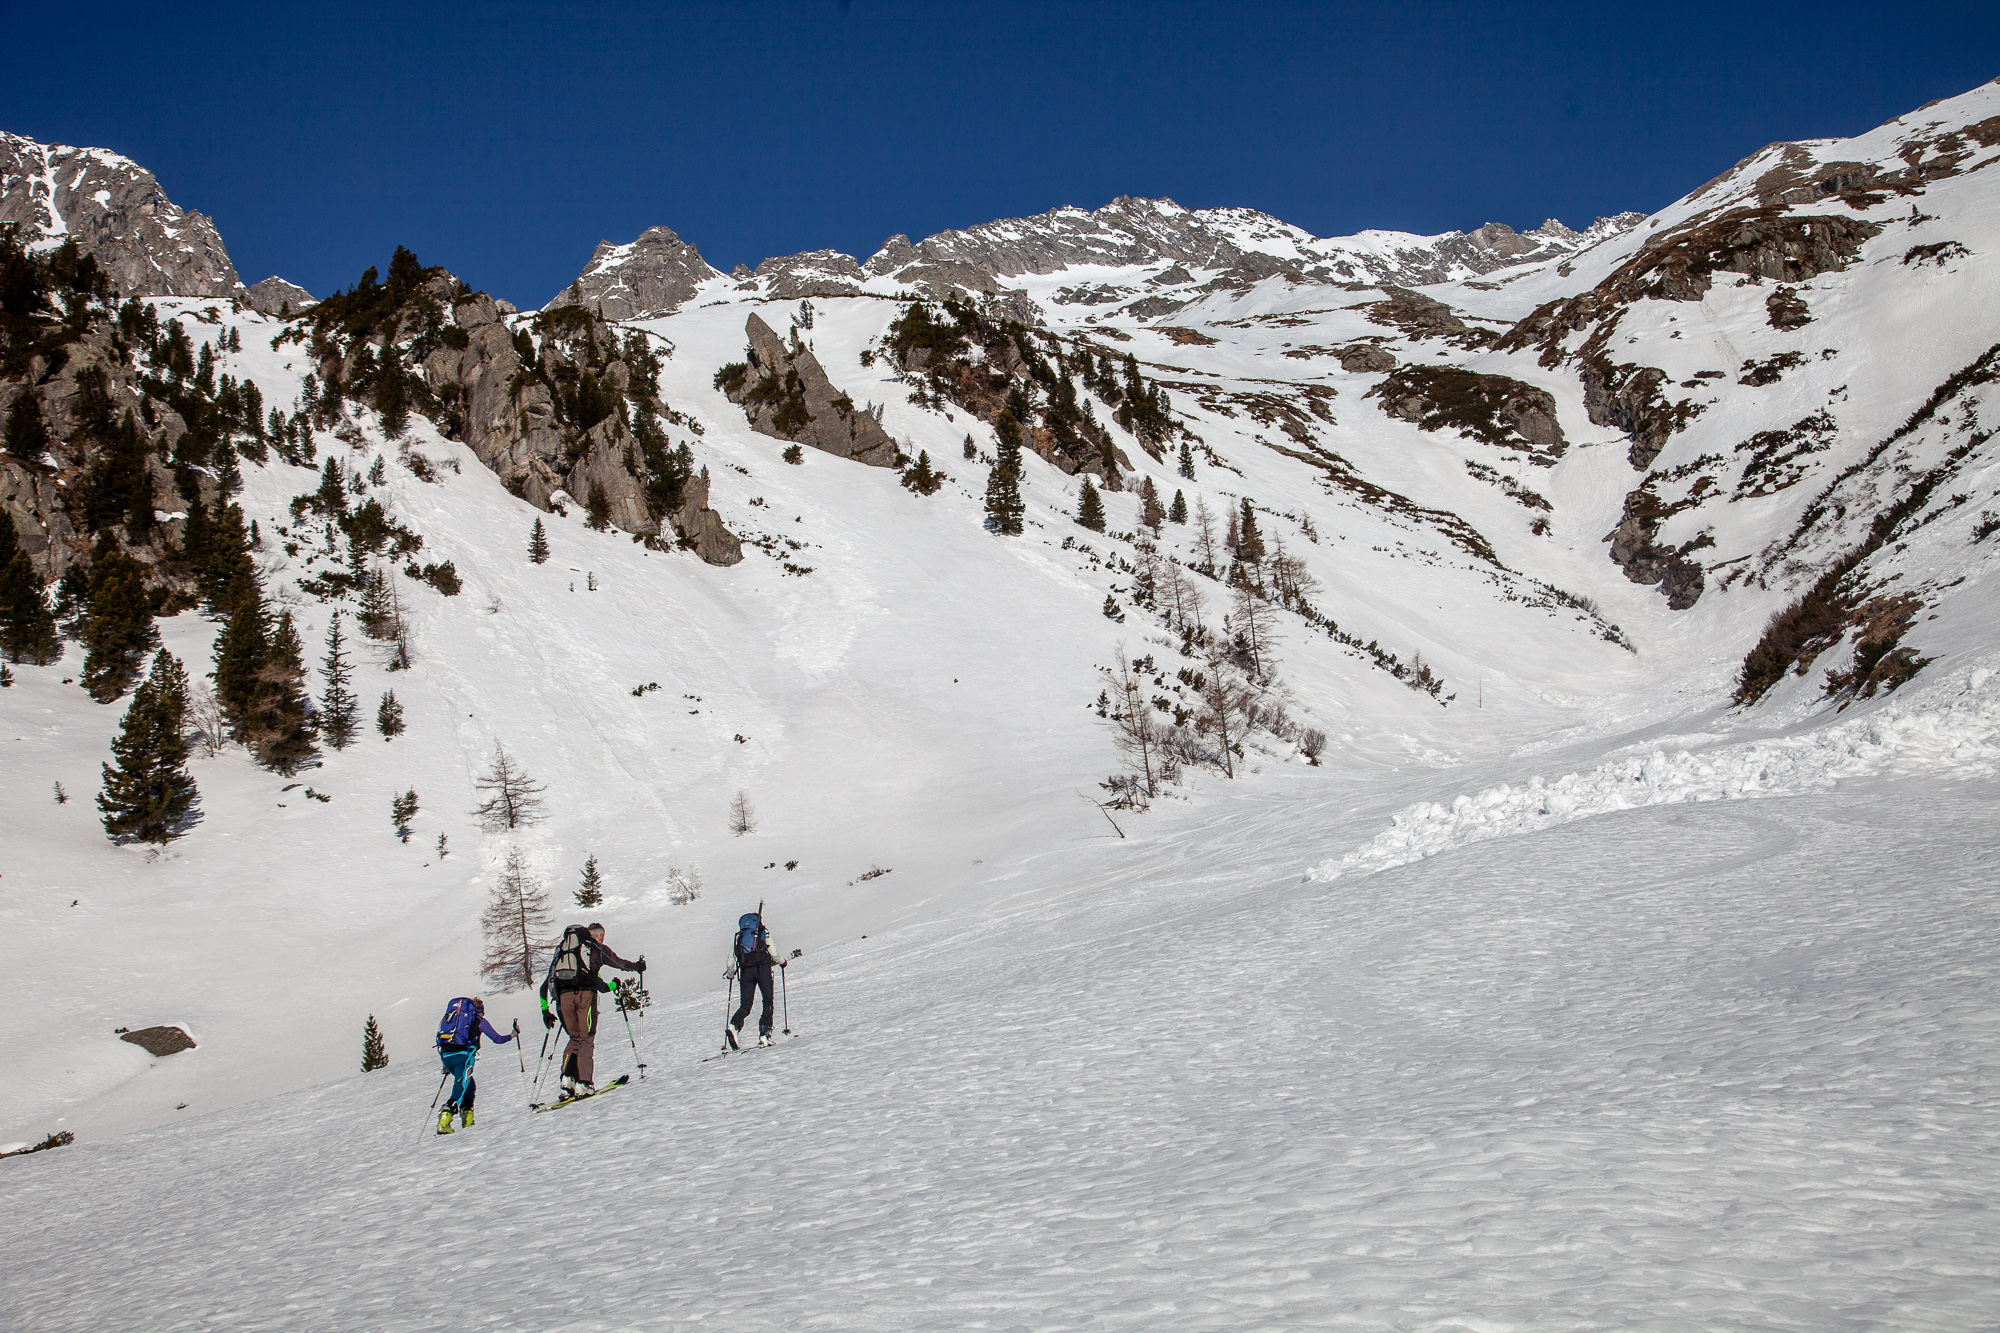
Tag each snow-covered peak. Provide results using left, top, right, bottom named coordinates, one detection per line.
left=545, top=224, right=724, bottom=320
left=0, top=129, right=242, bottom=298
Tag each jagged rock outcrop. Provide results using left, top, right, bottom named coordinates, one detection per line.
left=546, top=226, right=722, bottom=319
left=1606, top=489, right=1706, bottom=609
left=0, top=320, right=184, bottom=582
left=1338, top=345, right=1397, bottom=373
left=411, top=285, right=740, bottom=563
left=0, top=132, right=241, bottom=299
left=744, top=251, right=867, bottom=301
left=243, top=277, right=314, bottom=316
left=717, top=314, right=898, bottom=467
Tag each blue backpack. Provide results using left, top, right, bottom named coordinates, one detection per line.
left=736, top=913, right=766, bottom=959
left=436, top=997, right=480, bottom=1050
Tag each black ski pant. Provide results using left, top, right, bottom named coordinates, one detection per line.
left=732, top=964, right=774, bottom=1035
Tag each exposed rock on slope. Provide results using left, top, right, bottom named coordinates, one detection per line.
left=243, top=277, right=314, bottom=316
left=0, top=131, right=241, bottom=299
left=1367, top=366, right=1566, bottom=462
left=287, top=255, right=740, bottom=565
left=546, top=226, right=722, bottom=319
left=715, top=314, right=897, bottom=467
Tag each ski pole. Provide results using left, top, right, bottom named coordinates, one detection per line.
left=420, top=1069, right=450, bottom=1144
left=781, top=963, right=791, bottom=1037
left=512, top=1019, right=529, bottom=1106
left=530, top=1019, right=556, bottom=1106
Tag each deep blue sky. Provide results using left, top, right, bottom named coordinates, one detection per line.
left=3, top=3, right=1994, bottom=308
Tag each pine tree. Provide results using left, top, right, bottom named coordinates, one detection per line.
left=728, top=790, right=756, bottom=836
left=97, top=649, right=197, bottom=844
left=901, top=450, right=942, bottom=496
left=391, top=788, right=419, bottom=841
left=1077, top=477, right=1106, bottom=532
left=195, top=501, right=253, bottom=616
left=212, top=579, right=270, bottom=733
left=356, top=565, right=397, bottom=639
left=360, top=1015, right=388, bottom=1072
left=1169, top=489, right=1188, bottom=524
left=528, top=518, right=551, bottom=564
left=1139, top=475, right=1164, bottom=531
left=471, top=742, right=546, bottom=830
left=250, top=610, right=317, bottom=774
left=79, top=547, right=156, bottom=702
left=377, top=689, right=405, bottom=740
left=318, top=613, right=359, bottom=749
left=1237, top=498, right=1265, bottom=566
left=374, top=357, right=409, bottom=439
left=314, top=456, right=347, bottom=516
left=481, top=846, right=554, bottom=990
left=4, top=393, right=50, bottom=462
left=576, top=853, right=604, bottom=908
left=0, top=520, right=60, bottom=665
left=585, top=481, right=612, bottom=531
left=984, top=411, right=1026, bottom=536
left=1177, top=439, right=1196, bottom=479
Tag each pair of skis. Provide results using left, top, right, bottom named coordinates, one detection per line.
left=530, top=1073, right=631, bottom=1113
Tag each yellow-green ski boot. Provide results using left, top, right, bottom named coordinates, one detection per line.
left=436, top=1108, right=455, bottom=1135
left=460, top=1106, right=474, bottom=1128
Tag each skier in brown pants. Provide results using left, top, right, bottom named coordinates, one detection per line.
left=539, top=922, right=645, bottom=1100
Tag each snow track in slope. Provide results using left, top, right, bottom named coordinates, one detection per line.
left=1309, top=665, right=2000, bottom=883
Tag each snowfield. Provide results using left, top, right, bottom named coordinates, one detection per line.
left=4, top=773, right=1995, bottom=1331
left=4, top=78, right=2000, bottom=1332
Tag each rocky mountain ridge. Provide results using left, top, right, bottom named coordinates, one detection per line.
left=552, top=195, right=1646, bottom=319
left=0, top=131, right=310, bottom=307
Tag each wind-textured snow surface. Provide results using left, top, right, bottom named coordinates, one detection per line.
left=4, top=774, right=1996, bottom=1331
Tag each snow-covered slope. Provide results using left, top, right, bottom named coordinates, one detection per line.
left=3, top=77, right=2000, bottom=1332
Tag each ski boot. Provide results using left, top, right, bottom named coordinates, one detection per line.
left=559, top=1076, right=578, bottom=1102
left=460, top=1106, right=475, bottom=1128
left=436, top=1107, right=456, bottom=1135
left=757, top=1033, right=774, bottom=1048
left=724, top=1026, right=741, bottom=1051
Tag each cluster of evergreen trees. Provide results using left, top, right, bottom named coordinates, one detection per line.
left=1, top=228, right=111, bottom=379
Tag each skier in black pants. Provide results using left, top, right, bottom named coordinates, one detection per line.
left=726, top=910, right=797, bottom=1049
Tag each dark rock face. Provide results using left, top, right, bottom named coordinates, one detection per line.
left=413, top=282, right=740, bottom=563
left=0, top=322, right=185, bottom=582
left=121, top=1025, right=196, bottom=1056
left=721, top=314, right=898, bottom=467
left=1367, top=365, right=1566, bottom=461
left=1579, top=361, right=1698, bottom=471
left=1766, top=286, right=1812, bottom=330
left=1606, top=489, right=1706, bottom=609
left=243, top=277, right=314, bottom=315
left=1338, top=345, right=1398, bottom=373
left=0, top=132, right=241, bottom=299
left=1361, top=287, right=1495, bottom=348
left=546, top=226, right=722, bottom=319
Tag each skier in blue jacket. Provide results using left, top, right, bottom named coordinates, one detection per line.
left=436, top=996, right=516, bottom=1134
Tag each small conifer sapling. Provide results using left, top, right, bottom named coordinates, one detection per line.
left=576, top=854, right=604, bottom=908
left=528, top=518, right=551, bottom=565
left=377, top=689, right=405, bottom=739
left=361, top=1015, right=388, bottom=1072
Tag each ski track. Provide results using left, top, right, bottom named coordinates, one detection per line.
left=5, top=781, right=1997, bottom=1332
left=1310, top=666, right=2000, bottom=884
